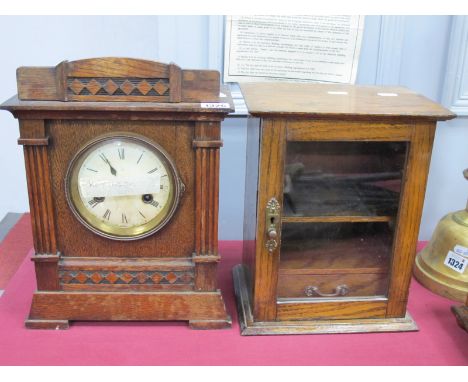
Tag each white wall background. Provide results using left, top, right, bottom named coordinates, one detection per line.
left=0, top=15, right=467, bottom=240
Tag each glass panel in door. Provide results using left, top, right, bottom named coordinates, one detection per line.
left=278, top=141, right=407, bottom=300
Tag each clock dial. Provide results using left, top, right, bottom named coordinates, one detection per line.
left=66, top=134, right=182, bottom=240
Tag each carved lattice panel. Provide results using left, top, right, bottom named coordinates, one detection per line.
left=67, top=78, right=170, bottom=98
left=59, top=270, right=194, bottom=285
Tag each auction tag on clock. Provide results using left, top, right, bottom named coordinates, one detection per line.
left=443, top=250, right=468, bottom=274
left=200, top=102, right=230, bottom=109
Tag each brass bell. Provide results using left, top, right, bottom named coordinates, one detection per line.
left=413, top=169, right=468, bottom=302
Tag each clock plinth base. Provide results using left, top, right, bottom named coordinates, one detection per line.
left=26, top=290, right=231, bottom=330
left=233, top=265, right=418, bottom=336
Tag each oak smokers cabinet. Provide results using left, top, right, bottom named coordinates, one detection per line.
left=234, top=83, right=455, bottom=335
left=1, top=58, right=233, bottom=329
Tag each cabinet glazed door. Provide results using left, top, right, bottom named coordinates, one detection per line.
left=254, top=119, right=434, bottom=322
left=277, top=139, right=408, bottom=320
left=277, top=141, right=407, bottom=318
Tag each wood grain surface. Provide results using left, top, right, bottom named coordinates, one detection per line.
left=15, top=58, right=224, bottom=104
left=252, top=119, right=286, bottom=321
left=233, top=265, right=417, bottom=335
left=27, top=290, right=230, bottom=321
left=240, top=82, right=455, bottom=120
left=386, top=122, right=437, bottom=317
left=239, top=82, right=452, bottom=333
left=48, top=120, right=195, bottom=259
left=2, top=58, right=232, bottom=329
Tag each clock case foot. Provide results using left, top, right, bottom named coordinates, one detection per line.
left=25, top=290, right=231, bottom=330
left=189, top=318, right=232, bottom=329
left=25, top=319, right=70, bottom=330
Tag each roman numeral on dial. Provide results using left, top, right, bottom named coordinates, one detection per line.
left=88, top=197, right=104, bottom=208
left=88, top=199, right=99, bottom=208
left=149, top=200, right=159, bottom=208
left=121, top=213, right=128, bottom=224
left=103, top=209, right=111, bottom=220
left=137, top=152, right=144, bottom=164
left=118, top=148, right=125, bottom=160
left=147, top=167, right=158, bottom=174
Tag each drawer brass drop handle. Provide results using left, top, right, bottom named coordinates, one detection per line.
left=304, top=284, right=350, bottom=297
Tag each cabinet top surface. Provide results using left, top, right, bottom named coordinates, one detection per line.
left=240, top=83, right=455, bottom=121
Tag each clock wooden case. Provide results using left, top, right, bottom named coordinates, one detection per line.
left=234, top=83, right=455, bottom=335
left=1, top=57, right=233, bottom=329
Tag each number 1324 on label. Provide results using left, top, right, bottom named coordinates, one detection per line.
left=444, top=250, right=467, bottom=274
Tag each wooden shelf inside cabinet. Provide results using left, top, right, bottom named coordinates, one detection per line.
left=279, top=230, right=392, bottom=275
left=282, top=215, right=394, bottom=224
left=283, top=173, right=401, bottom=219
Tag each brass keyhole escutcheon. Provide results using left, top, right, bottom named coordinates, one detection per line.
left=265, top=198, right=281, bottom=253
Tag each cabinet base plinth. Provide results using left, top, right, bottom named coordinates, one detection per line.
left=233, top=264, right=418, bottom=336
left=25, top=290, right=231, bottom=330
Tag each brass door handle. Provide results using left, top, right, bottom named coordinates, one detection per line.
left=305, top=284, right=349, bottom=297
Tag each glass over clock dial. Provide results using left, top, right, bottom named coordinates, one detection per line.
left=65, top=133, right=183, bottom=240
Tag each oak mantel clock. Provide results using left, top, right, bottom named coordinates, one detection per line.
left=1, top=57, right=233, bottom=329
left=234, top=83, right=455, bottom=335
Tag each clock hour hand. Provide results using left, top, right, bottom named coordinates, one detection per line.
left=108, top=164, right=117, bottom=176
left=99, top=153, right=117, bottom=176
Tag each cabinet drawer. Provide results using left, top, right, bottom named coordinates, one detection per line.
left=277, top=273, right=388, bottom=298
